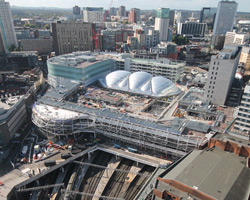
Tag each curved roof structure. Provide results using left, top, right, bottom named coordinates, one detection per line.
left=99, top=71, right=181, bottom=97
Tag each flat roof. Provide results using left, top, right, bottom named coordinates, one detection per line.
left=159, top=147, right=250, bottom=200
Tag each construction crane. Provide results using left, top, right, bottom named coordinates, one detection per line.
left=92, top=0, right=115, bottom=49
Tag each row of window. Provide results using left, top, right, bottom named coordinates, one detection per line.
left=238, top=112, right=250, bottom=118
left=207, top=94, right=213, bottom=98
left=235, top=122, right=250, bottom=128
left=213, top=62, right=220, bottom=66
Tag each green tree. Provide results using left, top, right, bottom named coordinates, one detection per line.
left=8, top=44, right=16, bottom=51
left=172, top=34, right=189, bottom=45
left=44, top=24, right=50, bottom=30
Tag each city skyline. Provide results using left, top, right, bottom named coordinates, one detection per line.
left=6, top=0, right=250, bottom=12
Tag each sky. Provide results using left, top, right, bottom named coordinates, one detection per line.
left=7, top=0, right=250, bottom=12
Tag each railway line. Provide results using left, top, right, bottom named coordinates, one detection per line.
left=78, top=151, right=113, bottom=200
left=101, top=159, right=134, bottom=198
left=124, top=165, right=155, bottom=200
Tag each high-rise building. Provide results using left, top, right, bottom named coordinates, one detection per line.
left=169, top=10, right=175, bottom=26
left=131, top=8, right=140, bottom=22
left=200, top=7, right=217, bottom=29
left=235, top=81, right=250, bottom=133
left=155, top=8, right=170, bottom=42
left=109, top=7, right=118, bottom=16
left=128, top=9, right=137, bottom=24
left=52, top=22, right=93, bottom=56
left=0, top=0, right=18, bottom=49
left=83, top=7, right=104, bottom=23
left=146, top=29, right=159, bottom=50
left=213, top=1, right=238, bottom=35
left=204, top=45, right=242, bottom=105
left=73, top=5, right=81, bottom=15
left=224, top=31, right=250, bottom=46
left=175, top=11, right=188, bottom=24
left=118, top=6, right=126, bottom=17
left=73, top=5, right=82, bottom=21
left=0, top=21, right=7, bottom=54
left=177, top=22, right=206, bottom=37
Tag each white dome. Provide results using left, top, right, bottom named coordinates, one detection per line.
left=99, top=71, right=181, bottom=97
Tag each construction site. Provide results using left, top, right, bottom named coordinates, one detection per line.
left=8, top=145, right=170, bottom=200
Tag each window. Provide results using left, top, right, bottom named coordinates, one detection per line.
left=217, top=62, right=220, bottom=65
left=214, top=77, right=216, bottom=80
left=215, top=72, right=217, bottom=75
left=214, top=61, right=216, bottom=65
left=207, top=94, right=209, bottom=97
left=216, top=67, right=218, bottom=70
left=212, top=72, right=214, bottom=75
left=212, top=91, right=213, bottom=94
left=208, top=90, right=210, bottom=93
left=214, top=81, right=215, bottom=84
left=210, top=81, right=212, bottom=84
left=211, top=95, right=213, bottom=98
left=209, top=86, right=211, bottom=89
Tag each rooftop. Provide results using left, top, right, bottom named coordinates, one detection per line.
left=47, top=51, right=107, bottom=68
left=156, top=147, right=250, bottom=200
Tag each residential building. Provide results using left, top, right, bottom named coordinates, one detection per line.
left=204, top=45, right=242, bottom=105
left=200, top=7, right=217, bottom=29
left=118, top=6, right=126, bottom=17
left=155, top=8, right=170, bottom=42
left=224, top=31, right=250, bottom=46
left=0, top=0, right=18, bottom=49
left=52, top=22, right=93, bottom=56
left=240, top=46, right=250, bottom=71
left=213, top=0, right=238, bottom=35
left=128, top=9, right=137, bottom=24
left=83, top=7, right=104, bottom=23
left=235, top=81, right=250, bottom=133
left=150, top=42, right=178, bottom=60
left=177, top=22, right=206, bottom=37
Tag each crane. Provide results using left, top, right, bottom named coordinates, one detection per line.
left=92, top=0, right=115, bottom=49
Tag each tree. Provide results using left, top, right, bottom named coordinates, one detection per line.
left=8, top=44, right=16, bottom=52
left=44, top=24, right=50, bottom=30
left=172, top=34, right=189, bottom=45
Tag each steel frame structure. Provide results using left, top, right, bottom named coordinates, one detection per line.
left=32, top=102, right=205, bottom=158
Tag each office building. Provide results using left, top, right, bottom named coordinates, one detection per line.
left=0, top=27, right=6, bottom=54
left=146, top=29, right=160, bottom=50
left=118, top=6, right=126, bottom=17
left=200, top=7, right=217, bottom=29
left=132, top=8, right=140, bottom=22
left=150, top=42, right=178, bottom=60
left=224, top=31, right=250, bottom=46
left=177, top=22, right=206, bottom=37
left=134, top=29, right=146, bottom=49
left=240, top=46, right=250, bottom=71
left=213, top=1, right=238, bottom=35
left=0, top=96, right=27, bottom=148
left=73, top=5, right=82, bottom=21
left=175, top=11, right=188, bottom=24
left=204, top=45, right=242, bottom=105
left=169, top=10, right=175, bottom=26
left=73, top=5, right=81, bottom=15
left=21, top=39, right=53, bottom=55
left=83, top=7, right=104, bottom=23
left=109, top=7, right=118, bottom=16
left=52, top=22, right=93, bottom=56
left=128, top=9, right=137, bottom=24
left=155, top=8, right=170, bottom=42
left=0, top=0, right=17, bottom=49
left=235, top=81, right=250, bottom=133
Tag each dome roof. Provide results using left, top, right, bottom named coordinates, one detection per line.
left=99, top=71, right=181, bottom=97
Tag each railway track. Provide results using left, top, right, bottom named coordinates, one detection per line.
left=78, top=151, right=113, bottom=200
left=123, top=166, right=155, bottom=200
left=101, top=159, right=134, bottom=198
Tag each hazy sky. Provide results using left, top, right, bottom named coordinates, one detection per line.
left=7, top=0, right=250, bottom=12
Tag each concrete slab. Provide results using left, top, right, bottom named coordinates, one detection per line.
left=0, top=169, right=29, bottom=199
left=92, top=156, right=121, bottom=200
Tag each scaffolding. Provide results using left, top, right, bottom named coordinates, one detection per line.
left=32, top=102, right=205, bottom=158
